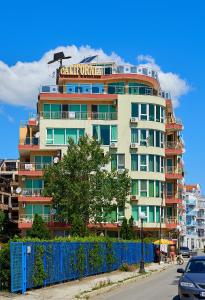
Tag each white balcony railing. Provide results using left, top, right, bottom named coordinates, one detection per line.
left=19, top=214, right=52, bottom=223
left=19, top=163, right=51, bottom=171
left=39, top=111, right=118, bottom=120
left=21, top=188, right=43, bottom=197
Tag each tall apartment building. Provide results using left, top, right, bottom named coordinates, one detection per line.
left=17, top=56, right=185, bottom=237
left=0, top=159, right=19, bottom=222
left=183, top=184, right=205, bottom=249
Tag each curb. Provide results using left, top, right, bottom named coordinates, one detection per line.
left=76, top=264, right=174, bottom=299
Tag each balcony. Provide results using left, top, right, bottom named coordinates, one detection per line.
left=19, top=137, right=39, bottom=151
left=165, top=141, right=184, bottom=155
left=39, top=111, right=118, bottom=121
left=18, top=214, right=52, bottom=229
left=18, top=162, right=51, bottom=176
left=165, top=166, right=183, bottom=180
left=165, top=217, right=178, bottom=229
left=186, top=199, right=196, bottom=206
left=39, top=84, right=170, bottom=99
left=18, top=188, right=52, bottom=202
left=166, top=117, right=183, bottom=131
left=165, top=194, right=182, bottom=204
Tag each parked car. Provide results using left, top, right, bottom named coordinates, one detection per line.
left=179, top=246, right=191, bottom=257
left=178, top=256, right=205, bottom=300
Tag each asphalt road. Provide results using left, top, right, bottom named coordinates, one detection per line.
left=93, top=264, right=181, bottom=300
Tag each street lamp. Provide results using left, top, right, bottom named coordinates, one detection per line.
left=139, top=211, right=146, bottom=273
left=176, top=225, right=181, bottom=253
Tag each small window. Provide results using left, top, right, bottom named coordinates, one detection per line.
left=149, top=104, right=155, bottom=121
left=140, top=180, right=147, bottom=197
left=140, top=155, right=147, bottom=171
left=140, top=104, right=147, bottom=120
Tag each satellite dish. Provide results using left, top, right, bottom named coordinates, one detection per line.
left=53, top=157, right=59, bottom=164
left=35, top=132, right=40, bottom=138
left=16, top=187, right=22, bottom=194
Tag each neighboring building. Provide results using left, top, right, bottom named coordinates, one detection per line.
left=0, top=159, right=19, bottom=222
left=183, top=184, right=205, bottom=250
left=17, top=56, right=185, bottom=237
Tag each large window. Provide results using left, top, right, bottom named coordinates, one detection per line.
left=111, top=154, right=125, bottom=170
left=108, top=82, right=125, bottom=94
left=131, top=103, right=165, bottom=123
left=131, top=154, right=164, bottom=173
left=34, top=156, right=52, bottom=170
left=25, top=204, right=51, bottom=219
left=132, top=205, right=162, bottom=223
left=93, top=125, right=118, bottom=145
left=91, top=105, right=116, bottom=120
left=131, top=179, right=164, bottom=198
left=43, top=103, right=87, bottom=119
left=46, top=128, right=84, bottom=145
left=131, top=129, right=164, bottom=148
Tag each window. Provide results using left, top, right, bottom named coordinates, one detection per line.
left=43, top=103, right=87, bottom=119
left=155, top=181, right=160, bottom=197
left=46, top=128, right=84, bottom=145
left=131, top=128, right=138, bottom=143
left=149, top=155, right=154, bottom=172
left=132, top=205, right=139, bottom=221
left=156, top=131, right=160, bottom=147
left=156, top=105, right=160, bottom=122
left=131, top=103, right=139, bottom=118
left=161, top=107, right=165, bottom=123
left=149, top=181, right=155, bottom=197
left=140, top=104, right=147, bottom=120
left=131, top=180, right=138, bottom=195
left=140, top=129, right=147, bottom=146
left=140, top=206, right=147, bottom=222
left=149, top=104, right=155, bottom=121
left=149, top=206, right=155, bottom=222
left=93, top=125, right=117, bottom=145
left=161, top=157, right=164, bottom=173
left=140, top=155, right=147, bottom=171
left=131, top=154, right=138, bottom=171
left=140, top=180, right=147, bottom=197
left=108, top=82, right=125, bottom=94
left=111, top=154, right=125, bottom=170
left=166, top=182, right=174, bottom=197
left=149, top=130, right=155, bottom=146
left=156, top=207, right=160, bottom=222
left=156, top=156, right=160, bottom=173
left=160, top=132, right=164, bottom=148
left=34, top=156, right=52, bottom=170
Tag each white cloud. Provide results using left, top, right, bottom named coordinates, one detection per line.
left=0, top=46, right=190, bottom=108
left=137, top=54, right=190, bottom=107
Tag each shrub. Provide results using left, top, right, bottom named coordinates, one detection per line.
left=0, top=243, right=10, bottom=290
left=119, top=263, right=137, bottom=272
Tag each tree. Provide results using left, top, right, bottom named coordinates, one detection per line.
left=120, top=217, right=129, bottom=239
left=128, top=216, right=135, bottom=239
left=27, top=214, right=51, bottom=239
left=43, top=135, right=131, bottom=228
left=70, top=214, right=88, bottom=237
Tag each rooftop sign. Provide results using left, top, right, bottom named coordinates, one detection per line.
left=60, top=64, right=103, bottom=77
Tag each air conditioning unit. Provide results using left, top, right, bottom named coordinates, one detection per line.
left=110, top=142, right=117, bottom=148
left=130, top=195, right=137, bottom=201
left=130, top=117, right=139, bottom=123
left=130, top=143, right=139, bottom=149
left=118, top=169, right=125, bottom=174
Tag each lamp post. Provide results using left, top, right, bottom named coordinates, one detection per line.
left=139, top=211, right=146, bottom=273
left=176, top=225, right=181, bottom=253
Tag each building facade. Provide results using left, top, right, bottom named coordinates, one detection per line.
left=17, top=58, right=185, bottom=237
left=0, top=159, right=19, bottom=222
left=183, top=184, right=205, bottom=249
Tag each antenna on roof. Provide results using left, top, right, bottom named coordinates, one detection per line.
left=48, top=52, right=72, bottom=67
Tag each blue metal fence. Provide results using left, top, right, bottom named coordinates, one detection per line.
left=10, top=241, right=154, bottom=293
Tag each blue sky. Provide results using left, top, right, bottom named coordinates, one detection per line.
left=0, top=0, right=205, bottom=190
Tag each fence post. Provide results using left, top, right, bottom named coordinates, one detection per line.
left=22, top=244, right=27, bottom=293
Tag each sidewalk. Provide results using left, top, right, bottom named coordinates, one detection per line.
left=1, top=263, right=173, bottom=300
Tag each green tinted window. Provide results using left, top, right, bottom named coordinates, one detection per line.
left=149, top=104, right=155, bottom=121
left=131, top=103, right=139, bottom=117
left=131, top=154, right=138, bottom=171
left=149, top=206, right=155, bottom=222
left=149, top=181, right=154, bottom=197
left=131, top=180, right=138, bottom=195
left=111, top=154, right=117, bottom=171
left=132, top=205, right=139, bottom=221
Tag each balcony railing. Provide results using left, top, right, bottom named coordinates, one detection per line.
left=19, top=137, right=39, bottom=146
left=186, top=199, right=196, bottom=206
left=19, top=163, right=51, bottom=171
left=165, top=141, right=183, bottom=149
left=165, top=217, right=178, bottom=224
left=39, top=84, right=170, bottom=99
left=19, top=214, right=52, bottom=223
left=21, top=188, right=43, bottom=197
left=165, top=166, right=183, bottom=174
left=166, top=117, right=183, bottom=125
left=39, top=111, right=118, bottom=120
